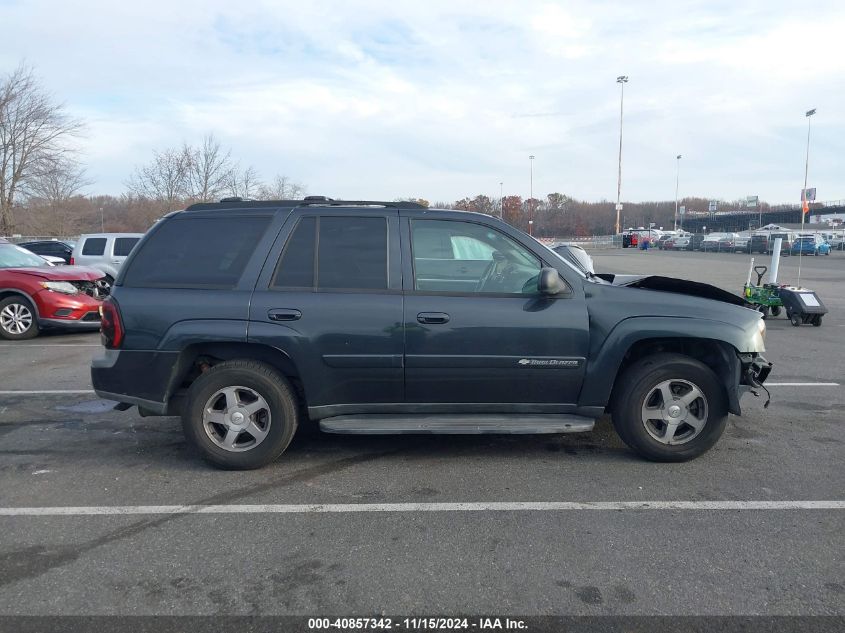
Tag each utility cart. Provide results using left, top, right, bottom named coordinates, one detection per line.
left=743, top=263, right=783, bottom=319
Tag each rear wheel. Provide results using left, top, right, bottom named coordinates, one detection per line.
left=182, top=360, right=299, bottom=469
left=771, top=306, right=782, bottom=317
left=0, top=296, right=40, bottom=340
left=612, top=354, right=728, bottom=462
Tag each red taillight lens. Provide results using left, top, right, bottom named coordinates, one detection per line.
left=69, top=257, right=75, bottom=265
left=99, top=297, right=124, bottom=349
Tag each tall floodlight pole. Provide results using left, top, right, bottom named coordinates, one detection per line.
left=674, top=155, right=682, bottom=231
left=529, top=155, right=535, bottom=235
left=499, top=181, right=504, bottom=218
left=797, top=108, right=816, bottom=288
left=615, top=75, right=628, bottom=235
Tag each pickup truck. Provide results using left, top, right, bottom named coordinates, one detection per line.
left=92, top=198, right=772, bottom=469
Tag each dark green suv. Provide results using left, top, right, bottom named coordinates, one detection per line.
left=92, top=198, right=772, bottom=469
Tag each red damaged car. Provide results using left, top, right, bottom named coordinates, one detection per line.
left=0, top=238, right=104, bottom=340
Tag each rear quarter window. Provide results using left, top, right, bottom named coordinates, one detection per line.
left=81, top=238, right=107, bottom=256
left=122, top=216, right=271, bottom=288
left=113, top=237, right=140, bottom=257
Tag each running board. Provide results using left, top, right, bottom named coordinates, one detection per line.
left=318, top=414, right=595, bottom=435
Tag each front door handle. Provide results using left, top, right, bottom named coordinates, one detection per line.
left=268, top=309, right=302, bottom=322
left=417, top=312, right=450, bottom=325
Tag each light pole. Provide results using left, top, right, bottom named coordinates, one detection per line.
left=674, top=155, right=681, bottom=231
left=797, top=108, right=816, bottom=288
left=615, top=75, right=628, bottom=235
left=529, top=155, right=535, bottom=235
left=499, top=181, right=504, bottom=219
left=99, top=207, right=104, bottom=232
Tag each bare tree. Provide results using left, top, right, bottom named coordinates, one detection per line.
left=0, top=63, right=83, bottom=234
left=228, top=164, right=262, bottom=199
left=25, top=155, right=90, bottom=204
left=185, top=134, right=233, bottom=201
left=258, top=174, right=305, bottom=200
left=126, top=147, right=191, bottom=205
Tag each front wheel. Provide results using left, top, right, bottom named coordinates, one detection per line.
left=182, top=360, right=299, bottom=469
left=0, top=296, right=40, bottom=340
left=612, top=354, right=728, bottom=462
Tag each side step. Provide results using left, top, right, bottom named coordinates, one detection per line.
left=319, top=414, right=595, bottom=435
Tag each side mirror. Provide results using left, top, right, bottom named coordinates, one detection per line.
left=538, top=267, right=566, bottom=295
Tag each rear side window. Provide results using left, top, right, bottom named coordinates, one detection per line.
left=113, top=237, right=140, bottom=257
left=272, top=216, right=388, bottom=291
left=318, top=217, right=387, bottom=289
left=273, top=217, right=315, bottom=288
left=123, top=216, right=271, bottom=288
left=81, top=238, right=107, bottom=256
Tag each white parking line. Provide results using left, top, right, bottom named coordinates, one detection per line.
left=0, top=390, right=95, bottom=395
left=765, top=382, right=839, bottom=387
left=0, top=382, right=837, bottom=397
left=0, top=500, right=842, bottom=516
left=0, top=344, right=100, bottom=348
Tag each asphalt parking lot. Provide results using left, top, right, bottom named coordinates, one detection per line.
left=0, top=249, right=843, bottom=619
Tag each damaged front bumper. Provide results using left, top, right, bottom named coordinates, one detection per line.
left=737, top=353, right=773, bottom=409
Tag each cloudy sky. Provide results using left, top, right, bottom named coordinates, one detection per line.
left=2, top=0, right=844, bottom=204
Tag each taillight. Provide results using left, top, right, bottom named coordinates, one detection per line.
left=99, top=297, right=124, bottom=349
left=69, top=257, right=75, bottom=265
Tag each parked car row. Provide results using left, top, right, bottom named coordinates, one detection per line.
left=0, top=232, right=143, bottom=340
left=661, top=232, right=832, bottom=256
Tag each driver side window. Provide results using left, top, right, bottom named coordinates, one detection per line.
left=411, top=220, right=541, bottom=294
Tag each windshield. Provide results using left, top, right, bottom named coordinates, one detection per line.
left=0, top=245, right=50, bottom=269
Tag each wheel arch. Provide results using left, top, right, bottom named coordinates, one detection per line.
left=0, top=289, right=41, bottom=318
left=606, top=337, right=741, bottom=415
left=580, top=317, right=748, bottom=416
left=164, top=342, right=308, bottom=416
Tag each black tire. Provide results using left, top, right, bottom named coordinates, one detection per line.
left=0, top=296, right=40, bottom=340
left=790, top=313, right=801, bottom=327
left=813, top=315, right=822, bottom=327
left=771, top=306, right=782, bottom=317
left=182, top=360, right=299, bottom=469
left=757, top=305, right=769, bottom=319
left=611, top=353, right=728, bottom=462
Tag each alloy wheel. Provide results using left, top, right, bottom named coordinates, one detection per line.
left=202, top=386, right=271, bottom=452
left=640, top=379, right=709, bottom=445
left=0, top=303, right=33, bottom=335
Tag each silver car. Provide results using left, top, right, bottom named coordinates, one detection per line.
left=550, top=242, right=595, bottom=274
left=70, top=233, right=143, bottom=289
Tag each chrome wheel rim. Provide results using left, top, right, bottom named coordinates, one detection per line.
left=95, top=278, right=111, bottom=296
left=641, top=379, right=708, bottom=445
left=202, top=386, right=271, bottom=452
left=0, top=303, right=33, bottom=335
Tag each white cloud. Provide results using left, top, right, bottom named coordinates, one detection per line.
left=1, top=0, right=843, bottom=203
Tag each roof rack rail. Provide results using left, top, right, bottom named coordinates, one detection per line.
left=300, top=199, right=425, bottom=209
left=187, top=198, right=427, bottom=211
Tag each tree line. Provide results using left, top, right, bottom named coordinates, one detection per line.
left=2, top=63, right=778, bottom=238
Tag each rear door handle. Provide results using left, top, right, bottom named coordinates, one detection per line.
left=417, top=312, right=450, bottom=325
left=268, top=309, right=302, bottom=322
